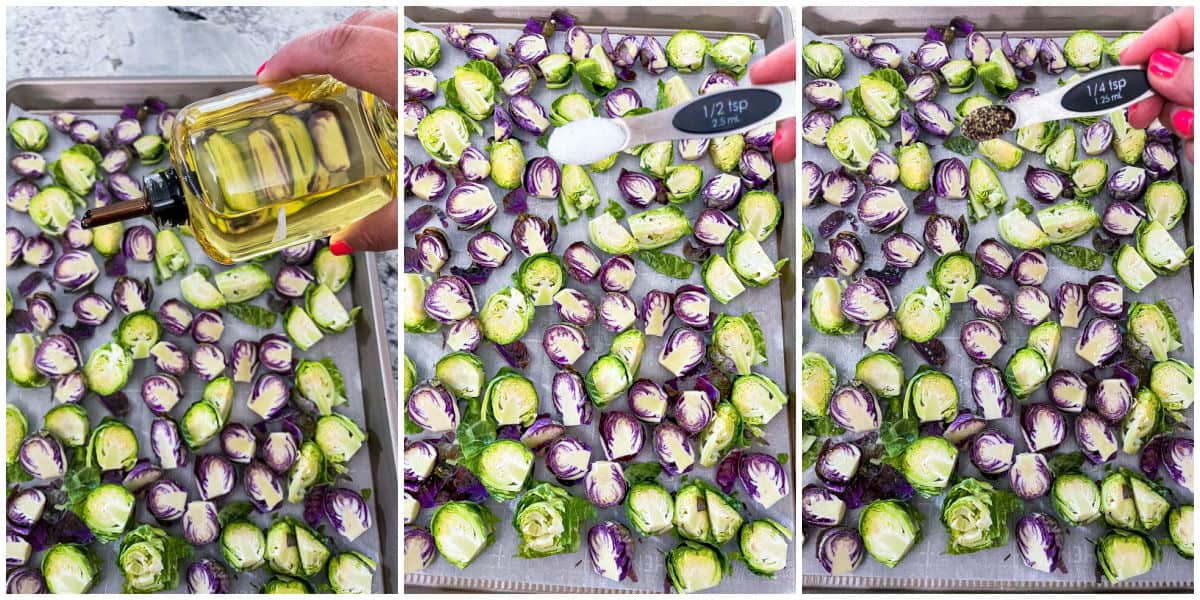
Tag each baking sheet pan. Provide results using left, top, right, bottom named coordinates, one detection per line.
left=403, top=5, right=796, bottom=594
left=5, top=77, right=399, bottom=592
left=800, top=5, right=1193, bottom=593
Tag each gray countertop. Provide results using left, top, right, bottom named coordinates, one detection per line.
left=6, top=4, right=399, bottom=359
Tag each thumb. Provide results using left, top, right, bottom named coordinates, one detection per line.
left=329, top=200, right=398, bottom=255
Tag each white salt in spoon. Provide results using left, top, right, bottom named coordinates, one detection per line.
left=548, top=81, right=795, bottom=165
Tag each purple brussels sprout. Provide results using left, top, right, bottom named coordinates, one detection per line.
left=151, top=417, right=188, bottom=470
left=1086, top=275, right=1124, bottom=318
left=1082, top=120, right=1114, bottom=155
left=804, top=78, right=844, bottom=109
left=599, top=292, right=638, bottom=333
left=881, top=232, right=925, bottom=269
left=1047, top=370, right=1087, bottom=413
left=599, top=411, right=644, bottom=462
left=562, top=243, right=601, bottom=284
left=829, top=384, right=881, bottom=433
left=701, top=173, right=743, bottom=210
left=542, top=323, right=589, bottom=367
left=111, top=276, right=151, bottom=314
left=672, top=285, right=712, bottom=330
left=653, top=422, right=696, bottom=476
left=915, top=100, right=955, bottom=137
left=521, top=415, right=565, bottom=451
left=914, top=40, right=950, bottom=70
left=229, top=339, right=258, bottom=383
left=803, top=485, right=845, bottom=528
left=263, top=432, right=299, bottom=474
left=141, top=373, right=184, bottom=414
left=52, top=372, right=86, bottom=404
left=642, top=290, right=673, bottom=337
left=493, top=105, right=513, bottom=143
left=467, top=231, right=512, bottom=269
left=627, top=379, right=669, bottom=423
left=816, top=527, right=865, bottom=576
left=403, top=102, right=428, bottom=138
left=258, top=334, right=294, bottom=374
left=5, top=227, right=23, bottom=266
left=857, top=186, right=909, bottom=232
left=108, top=173, right=144, bottom=201
left=829, top=232, right=864, bottom=277
left=1057, top=282, right=1087, bottom=328
left=22, top=234, right=55, bottom=268
left=1094, top=378, right=1133, bottom=422
left=53, top=250, right=99, bottom=291
left=1020, top=404, right=1066, bottom=452
left=220, top=422, right=256, bottom=464
left=457, top=146, right=490, bottom=183
left=816, top=442, right=862, bottom=492
left=866, top=152, right=900, bottom=186
left=820, top=168, right=858, bottom=207
left=603, top=88, right=643, bottom=119
left=906, top=71, right=940, bottom=104
left=974, top=238, right=1013, bottom=278
left=6, top=488, right=46, bottom=533
left=801, top=161, right=823, bottom=207
left=323, top=487, right=372, bottom=541
left=149, top=343, right=187, bottom=382
left=194, top=454, right=236, bottom=500
left=423, top=275, right=477, bottom=324
left=1039, top=38, right=1067, bottom=74
left=146, top=479, right=188, bottom=522
left=182, top=501, right=220, bottom=546
left=841, top=276, right=893, bottom=325
left=191, top=344, right=225, bottom=381
left=600, top=255, right=637, bottom=293
left=1013, top=286, right=1052, bottom=326
left=867, top=42, right=902, bottom=68
left=187, top=559, right=230, bottom=593
left=1074, top=317, right=1122, bottom=367
left=1012, top=249, right=1048, bottom=286
left=500, top=65, right=536, bottom=96
left=899, top=109, right=920, bottom=145
left=1075, top=410, right=1118, bottom=464
left=1107, top=166, right=1149, bottom=202
left=739, top=452, right=790, bottom=509
left=1010, top=452, right=1052, bottom=499
left=960, top=319, right=1006, bottom=362
left=546, top=437, right=592, bottom=482
left=923, top=213, right=965, bottom=256
left=701, top=71, right=740, bottom=96
left=10, top=152, right=46, bottom=179
left=509, top=95, right=551, bottom=135
left=524, top=156, right=561, bottom=199
left=7, top=569, right=46, bottom=594
left=972, top=365, right=1013, bottom=420
left=408, top=161, right=447, bottom=202
left=274, top=265, right=315, bottom=298
left=280, top=239, right=316, bottom=265
left=1163, top=438, right=1193, bottom=493
left=244, top=460, right=285, bottom=512
left=404, top=68, right=437, bottom=100
left=602, top=29, right=639, bottom=67
left=970, top=429, right=1015, bottom=475
left=864, top=318, right=901, bottom=352
left=8, top=179, right=37, bottom=212
left=445, top=182, right=498, bottom=230
left=156, top=299, right=191, bottom=335
left=674, top=390, right=714, bottom=434
left=512, top=32, right=549, bottom=64
left=1016, top=513, right=1066, bottom=573
left=639, top=35, right=668, bottom=74
left=944, top=411, right=987, bottom=445
left=552, top=371, right=593, bottom=427
left=407, top=382, right=459, bottom=433
left=18, top=433, right=65, bottom=480
left=965, top=31, right=992, bottom=65
left=802, top=110, right=835, bottom=146
left=552, top=288, right=596, bottom=326
left=1024, top=166, right=1067, bottom=203
left=588, top=522, right=634, bottom=582
left=27, top=293, right=58, bottom=333
left=743, top=123, right=776, bottom=150
left=190, top=310, right=224, bottom=344
left=1102, top=201, right=1146, bottom=236
left=585, top=461, right=628, bottom=508
left=658, top=327, right=706, bottom=376
left=510, top=213, right=555, bottom=257
left=64, top=219, right=92, bottom=249
left=1142, top=140, right=1178, bottom=178
left=465, top=32, right=502, bottom=61
left=247, top=373, right=289, bottom=420
left=33, top=334, right=81, bottom=378
left=845, top=34, right=875, bottom=59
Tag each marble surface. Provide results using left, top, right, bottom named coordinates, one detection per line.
left=6, top=5, right=399, bottom=363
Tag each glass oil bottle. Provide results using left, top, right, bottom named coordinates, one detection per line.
left=83, top=75, right=398, bottom=263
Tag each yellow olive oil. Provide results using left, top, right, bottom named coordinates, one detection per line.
left=83, top=75, right=397, bottom=264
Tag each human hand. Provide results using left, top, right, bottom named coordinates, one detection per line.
left=1120, top=6, right=1193, bottom=162
left=749, top=40, right=797, bottom=163
left=258, top=9, right=399, bottom=255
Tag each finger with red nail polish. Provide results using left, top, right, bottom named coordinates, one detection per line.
left=330, top=240, right=353, bottom=256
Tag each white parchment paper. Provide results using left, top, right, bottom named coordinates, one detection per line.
left=6, top=107, right=384, bottom=592
left=800, top=28, right=1194, bottom=589
left=404, top=23, right=795, bottom=593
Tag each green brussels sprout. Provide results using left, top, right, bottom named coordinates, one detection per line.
left=1110, top=109, right=1147, bottom=165
left=625, top=481, right=675, bottom=536
left=896, top=142, right=932, bottom=191
left=435, top=352, right=487, bottom=401
left=559, top=163, right=600, bottom=222
left=589, top=152, right=618, bottom=172
left=288, top=441, right=325, bottom=504
left=41, top=544, right=100, bottom=593
left=588, top=212, right=638, bottom=255
left=49, top=144, right=101, bottom=196
left=929, top=252, right=978, bottom=303
left=1134, top=220, right=1191, bottom=274
left=549, top=92, right=594, bottom=126
left=673, top=480, right=743, bottom=545
left=315, top=413, right=366, bottom=463
left=404, top=28, right=441, bottom=68
left=1096, top=529, right=1155, bottom=583
left=708, top=134, right=745, bottom=173
left=857, top=72, right=902, bottom=127
left=1069, top=157, right=1108, bottom=198
left=1016, top=118, right=1061, bottom=154
left=727, top=231, right=786, bottom=287
left=663, top=164, right=703, bottom=203
left=1004, top=346, right=1051, bottom=398
left=901, top=436, right=958, bottom=496
left=403, top=273, right=440, bottom=334
left=28, top=185, right=77, bottom=236
left=858, top=500, right=922, bottom=567
left=809, top=277, right=855, bottom=336
left=83, top=341, right=134, bottom=396
left=702, top=254, right=746, bottom=304
left=512, top=483, right=595, bottom=557
left=1052, top=472, right=1102, bottom=526
left=515, top=253, right=565, bottom=306
left=978, top=47, right=1019, bottom=97
left=736, top=519, right=791, bottom=577
left=997, top=209, right=1049, bottom=250
left=7, top=333, right=48, bottom=388
left=1105, top=32, right=1141, bottom=63
left=941, top=478, right=1022, bottom=554
left=471, top=440, right=533, bottom=501
left=417, top=107, right=476, bottom=165
left=116, top=310, right=161, bottom=359
left=855, top=351, right=905, bottom=400
left=628, top=205, right=692, bottom=249
left=430, top=501, right=497, bottom=569
left=1149, top=359, right=1194, bottom=412
left=610, top=329, right=645, bottom=380
left=1126, top=301, right=1182, bottom=363
left=730, top=373, right=787, bottom=437
left=262, top=577, right=313, bottom=594
left=802, top=41, right=845, bottom=79
left=6, top=405, right=27, bottom=465
left=1044, top=124, right=1077, bottom=173
left=1037, top=199, right=1100, bottom=243
left=539, top=53, right=576, bottom=90
left=328, top=551, right=376, bottom=593
left=955, top=95, right=992, bottom=124
left=1143, top=180, right=1189, bottom=230
left=895, top=285, right=950, bottom=343
left=1167, top=504, right=1194, bottom=559
left=1026, top=321, right=1062, bottom=369
left=666, top=540, right=729, bottom=593
left=181, top=401, right=223, bottom=449
left=117, top=524, right=192, bottom=593
left=577, top=46, right=616, bottom=95
left=903, top=368, right=958, bottom=423
left=939, top=58, right=977, bottom=93
left=180, top=271, right=226, bottom=310
left=483, top=368, right=539, bottom=427
left=977, top=138, right=1024, bottom=171
left=967, top=158, right=1007, bottom=220
left=487, top=138, right=525, bottom=189
left=79, top=483, right=135, bottom=542
left=445, top=60, right=502, bottom=121
left=708, top=34, right=756, bottom=78
left=154, top=229, right=191, bottom=280
left=221, top=520, right=266, bottom=572
left=1063, top=30, right=1107, bottom=71
left=585, top=353, right=631, bottom=408
left=639, top=140, right=674, bottom=179
left=738, top=190, right=782, bottom=242
left=710, top=313, right=766, bottom=376
left=666, top=30, right=713, bottom=73
left=478, top=287, right=534, bottom=345
left=697, top=402, right=743, bottom=467
left=9, top=117, right=49, bottom=151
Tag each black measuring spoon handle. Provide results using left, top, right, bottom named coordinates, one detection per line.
left=1060, top=67, right=1154, bottom=114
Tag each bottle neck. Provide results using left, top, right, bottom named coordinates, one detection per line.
left=80, top=169, right=189, bottom=229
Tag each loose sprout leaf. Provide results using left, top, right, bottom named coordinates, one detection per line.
left=818, top=210, right=849, bottom=238
left=194, top=264, right=212, bottom=278
left=637, top=249, right=694, bottom=279
left=605, top=200, right=626, bottom=220
left=1014, top=196, right=1034, bottom=216
left=1046, top=244, right=1105, bottom=271
left=216, top=500, right=254, bottom=527
left=943, top=135, right=977, bottom=156
left=17, top=271, right=51, bottom=297
left=1047, top=451, right=1086, bottom=476
left=494, top=340, right=531, bottom=369
left=225, top=302, right=278, bottom=328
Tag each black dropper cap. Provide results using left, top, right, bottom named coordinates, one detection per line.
left=80, top=168, right=189, bottom=229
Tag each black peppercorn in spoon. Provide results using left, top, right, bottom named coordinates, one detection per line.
left=961, top=62, right=1158, bottom=141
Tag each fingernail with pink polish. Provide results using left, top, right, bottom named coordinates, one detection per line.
left=1149, top=49, right=1183, bottom=78
left=1173, top=110, right=1194, bottom=137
